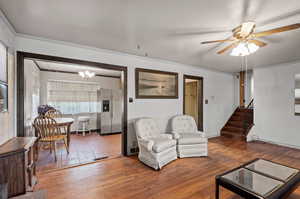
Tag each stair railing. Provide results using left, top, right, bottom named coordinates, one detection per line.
left=246, top=99, right=254, bottom=109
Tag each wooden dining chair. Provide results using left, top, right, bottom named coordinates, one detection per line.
left=45, top=109, right=62, bottom=118
left=33, top=116, right=69, bottom=162
left=45, top=109, right=68, bottom=134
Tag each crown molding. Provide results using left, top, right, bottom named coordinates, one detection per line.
left=0, top=8, right=16, bottom=36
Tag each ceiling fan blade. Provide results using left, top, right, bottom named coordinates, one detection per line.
left=217, top=43, right=237, bottom=54
left=252, top=23, right=300, bottom=38
left=201, top=39, right=234, bottom=44
left=248, top=39, right=267, bottom=47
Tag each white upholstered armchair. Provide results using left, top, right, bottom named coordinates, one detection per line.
left=171, top=115, right=208, bottom=158
left=134, top=118, right=177, bottom=170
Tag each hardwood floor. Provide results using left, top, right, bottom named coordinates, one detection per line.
left=36, top=133, right=121, bottom=172
left=35, top=137, right=300, bottom=199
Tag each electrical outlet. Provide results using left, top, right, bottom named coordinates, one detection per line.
left=130, top=147, right=139, bottom=154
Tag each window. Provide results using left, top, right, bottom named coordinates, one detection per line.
left=47, top=81, right=100, bottom=114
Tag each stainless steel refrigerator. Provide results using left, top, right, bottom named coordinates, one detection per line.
left=97, top=88, right=123, bottom=135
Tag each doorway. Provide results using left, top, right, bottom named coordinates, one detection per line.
left=17, top=52, right=128, bottom=172
left=238, top=70, right=253, bottom=108
left=183, top=75, right=203, bottom=131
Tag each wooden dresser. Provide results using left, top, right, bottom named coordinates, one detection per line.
left=0, top=137, right=38, bottom=198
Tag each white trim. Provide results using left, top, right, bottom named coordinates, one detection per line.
left=0, top=8, right=16, bottom=35
left=48, top=79, right=101, bottom=85
left=253, top=137, right=300, bottom=150
left=207, top=133, right=220, bottom=139
left=254, top=58, right=300, bottom=71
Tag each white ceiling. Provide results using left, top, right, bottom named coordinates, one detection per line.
left=33, top=59, right=122, bottom=77
left=1, top=0, right=300, bottom=72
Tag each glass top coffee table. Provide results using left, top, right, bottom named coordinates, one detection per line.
left=215, top=158, right=300, bottom=199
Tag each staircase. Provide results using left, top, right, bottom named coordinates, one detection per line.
left=221, top=107, right=254, bottom=140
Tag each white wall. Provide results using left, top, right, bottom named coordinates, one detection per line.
left=0, top=12, right=16, bottom=145
left=24, top=59, right=40, bottom=136
left=16, top=35, right=235, bottom=154
left=249, top=61, right=300, bottom=148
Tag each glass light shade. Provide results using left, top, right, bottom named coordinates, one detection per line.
left=247, top=43, right=259, bottom=54
left=230, top=42, right=259, bottom=56
left=79, top=71, right=95, bottom=78
left=78, top=71, right=85, bottom=78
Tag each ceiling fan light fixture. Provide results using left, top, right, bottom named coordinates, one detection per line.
left=247, top=42, right=259, bottom=54
left=78, top=70, right=95, bottom=79
left=240, top=22, right=255, bottom=36
left=78, top=71, right=85, bottom=78
left=230, top=42, right=248, bottom=56
left=230, top=42, right=259, bottom=56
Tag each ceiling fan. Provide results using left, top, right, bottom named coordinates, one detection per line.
left=201, top=22, right=300, bottom=55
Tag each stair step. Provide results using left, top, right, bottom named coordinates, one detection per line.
left=227, top=121, right=251, bottom=128
left=231, top=115, right=243, bottom=121
left=234, top=112, right=253, bottom=117
left=221, top=107, right=254, bottom=141
left=222, top=126, right=245, bottom=133
left=237, top=108, right=253, bottom=113
left=221, top=131, right=246, bottom=139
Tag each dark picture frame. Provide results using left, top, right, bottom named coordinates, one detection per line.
left=295, top=74, right=300, bottom=116
left=0, top=82, right=8, bottom=113
left=0, top=41, right=8, bottom=84
left=135, top=68, right=178, bottom=99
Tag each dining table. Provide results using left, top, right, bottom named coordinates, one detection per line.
left=53, top=118, right=74, bottom=148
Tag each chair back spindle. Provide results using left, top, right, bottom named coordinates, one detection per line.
left=33, top=116, right=61, bottom=140
left=45, top=109, right=62, bottom=118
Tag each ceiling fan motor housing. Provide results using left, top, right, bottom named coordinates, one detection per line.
left=232, top=22, right=256, bottom=39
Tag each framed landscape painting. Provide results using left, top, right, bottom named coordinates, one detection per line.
left=0, top=83, right=8, bottom=112
left=135, top=68, right=178, bottom=99
left=0, top=41, right=7, bottom=83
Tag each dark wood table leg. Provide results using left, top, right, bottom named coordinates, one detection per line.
left=216, top=179, right=219, bottom=199
left=67, top=124, right=71, bottom=150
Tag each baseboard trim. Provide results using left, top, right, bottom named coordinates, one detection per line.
left=207, top=133, right=220, bottom=139
left=255, top=138, right=300, bottom=150
left=99, top=132, right=122, bottom=136
left=71, top=129, right=100, bottom=134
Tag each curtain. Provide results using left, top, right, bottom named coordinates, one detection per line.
left=47, top=81, right=100, bottom=114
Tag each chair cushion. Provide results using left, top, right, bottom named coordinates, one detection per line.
left=171, top=115, right=198, bottom=134
left=177, top=133, right=207, bottom=145
left=135, top=118, right=160, bottom=139
left=149, top=137, right=176, bottom=153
